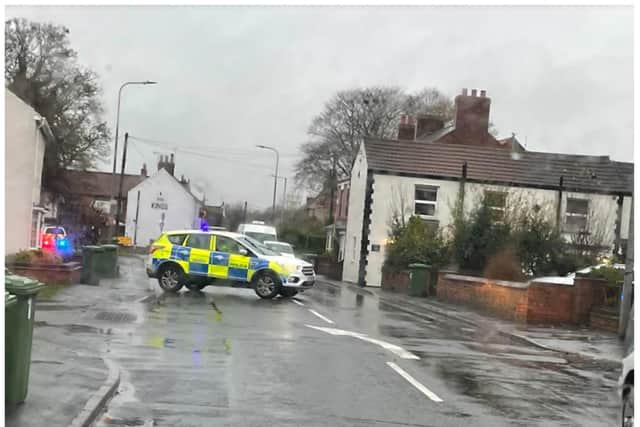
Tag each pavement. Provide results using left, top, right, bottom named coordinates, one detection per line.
left=5, top=257, right=624, bottom=427
left=319, top=277, right=625, bottom=365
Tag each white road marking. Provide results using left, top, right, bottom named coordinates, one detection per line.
left=291, top=299, right=305, bottom=307
left=308, top=309, right=335, bottom=324
left=386, top=361, right=443, bottom=402
left=305, top=325, right=419, bottom=360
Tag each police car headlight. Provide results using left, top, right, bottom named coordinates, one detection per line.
left=283, top=264, right=302, bottom=274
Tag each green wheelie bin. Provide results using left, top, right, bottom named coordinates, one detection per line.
left=408, top=263, right=430, bottom=297
left=5, top=275, right=45, bottom=405
left=81, top=245, right=101, bottom=285
left=99, top=244, right=119, bottom=278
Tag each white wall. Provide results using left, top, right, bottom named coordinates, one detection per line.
left=126, top=169, right=200, bottom=247
left=342, top=143, right=368, bottom=283
left=366, top=175, right=460, bottom=286
left=5, top=90, right=47, bottom=254
left=363, top=176, right=631, bottom=287
left=560, top=190, right=624, bottom=248
left=464, top=182, right=558, bottom=225
left=621, top=196, right=632, bottom=240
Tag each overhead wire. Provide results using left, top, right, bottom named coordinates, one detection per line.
left=128, top=135, right=299, bottom=158
left=128, top=136, right=277, bottom=173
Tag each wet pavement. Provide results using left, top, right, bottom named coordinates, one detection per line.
left=8, top=256, right=622, bottom=427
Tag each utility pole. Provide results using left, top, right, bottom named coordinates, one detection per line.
left=242, top=201, right=248, bottom=225
left=115, top=132, right=129, bottom=235
left=256, top=145, right=279, bottom=223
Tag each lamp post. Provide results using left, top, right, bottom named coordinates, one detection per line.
left=256, top=144, right=279, bottom=222
left=108, top=80, right=157, bottom=238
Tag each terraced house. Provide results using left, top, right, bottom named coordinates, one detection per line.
left=343, top=89, right=633, bottom=287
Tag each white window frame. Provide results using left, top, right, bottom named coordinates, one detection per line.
left=565, top=198, right=589, bottom=233
left=484, top=190, right=507, bottom=222
left=414, top=185, right=438, bottom=218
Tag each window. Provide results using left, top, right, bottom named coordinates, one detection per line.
left=186, top=233, right=211, bottom=250
left=167, top=234, right=187, bottom=246
left=485, top=191, right=507, bottom=221
left=414, top=185, right=437, bottom=217
left=216, top=236, right=244, bottom=254
left=565, top=198, right=589, bottom=232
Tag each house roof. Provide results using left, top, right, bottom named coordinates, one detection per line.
left=52, top=169, right=146, bottom=199
left=364, top=138, right=633, bottom=195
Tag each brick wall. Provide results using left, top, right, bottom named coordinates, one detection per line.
left=382, top=270, right=410, bottom=293
left=526, top=282, right=575, bottom=324
left=436, top=273, right=528, bottom=321
left=436, top=272, right=611, bottom=326
left=9, top=263, right=82, bottom=285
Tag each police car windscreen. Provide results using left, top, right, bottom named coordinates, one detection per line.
left=245, top=231, right=276, bottom=243
left=268, top=242, right=293, bottom=254
left=238, top=236, right=278, bottom=256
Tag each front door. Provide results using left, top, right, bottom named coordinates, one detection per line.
left=214, top=236, right=251, bottom=281
left=184, top=233, right=212, bottom=276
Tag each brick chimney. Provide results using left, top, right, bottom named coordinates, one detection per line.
left=157, top=153, right=176, bottom=176
left=416, top=114, right=444, bottom=139
left=397, top=114, right=416, bottom=140
left=140, top=163, right=148, bottom=177
left=454, top=88, right=491, bottom=143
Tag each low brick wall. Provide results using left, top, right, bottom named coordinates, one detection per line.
left=436, top=272, right=611, bottom=326
left=437, top=273, right=528, bottom=321
left=381, top=270, right=410, bottom=293
left=590, top=309, right=619, bottom=333
left=315, top=258, right=343, bottom=281
left=526, top=281, right=575, bottom=324
left=7, top=262, right=82, bottom=285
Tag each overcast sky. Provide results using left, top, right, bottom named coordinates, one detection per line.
left=7, top=6, right=633, bottom=209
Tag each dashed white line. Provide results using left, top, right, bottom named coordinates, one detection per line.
left=386, top=361, right=443, bottom=402
left=291, top=299, right=305, bottom=307
left=305, top=325, right=419, bottom=360
left=308, top=309, right=335, bottom=324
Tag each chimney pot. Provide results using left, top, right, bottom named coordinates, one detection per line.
left=471, top=89, right=477, bottom=97
left=462, top=88, right=468, bottom=96
left=170, top=153, right=174, bottom=163
left=480, top=89, right=487, bottom=97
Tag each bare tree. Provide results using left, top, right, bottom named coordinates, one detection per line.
left=387, top=182, right=413, bottom=239
left=295, top=86, right=454, bottom=192
left=5, top=18, right=110, bottom=188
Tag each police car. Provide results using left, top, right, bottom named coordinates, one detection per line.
left=146, top=230, right=315, bottom=299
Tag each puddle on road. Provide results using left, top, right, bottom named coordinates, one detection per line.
left=34, top=320, right=117, bottom=335
left=37, top=304, right=91, bottom=311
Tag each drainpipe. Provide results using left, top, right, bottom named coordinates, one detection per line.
left=460, top=161, right=468, bottom=208
left=556, top=176, right=564, bottom=231
left=613, top=194, right=624, bottom=257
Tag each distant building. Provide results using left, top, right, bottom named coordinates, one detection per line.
left=306, top=192, right=331, bottom=223
left=126, top=156, right=206, bottom=247
left=325, top=179, right=350, bottom=261
left=5, top=89, right=55, bottom=253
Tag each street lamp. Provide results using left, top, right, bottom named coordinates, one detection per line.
left=256, top=144, right=279, bottom=222
left=109, top=80, right=157, bottom=237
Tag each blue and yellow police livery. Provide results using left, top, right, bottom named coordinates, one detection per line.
left=146, top=230, right=315, bottom=299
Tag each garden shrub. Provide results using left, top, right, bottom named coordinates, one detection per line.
left=384, top=216, right=448, bottom=272
left=10, top=249, right=63, bottom=266
left=483, top=245, right=525, bottom=281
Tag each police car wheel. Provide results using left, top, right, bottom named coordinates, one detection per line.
left=158, top=264, right=184, bottom=293
left=254, top=272, right=281, bottom=299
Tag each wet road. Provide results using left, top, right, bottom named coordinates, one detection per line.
left=33, top=257, right=620, bottom=426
